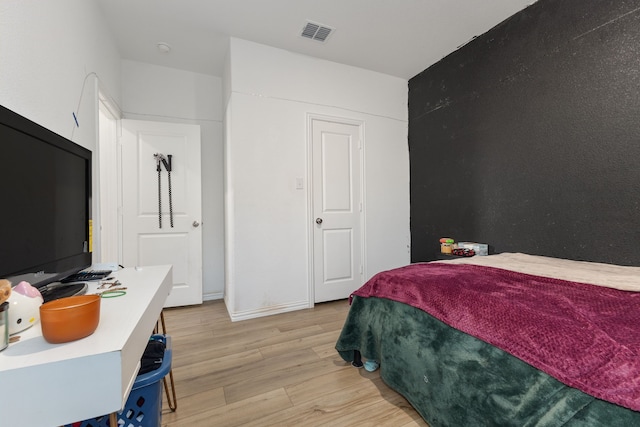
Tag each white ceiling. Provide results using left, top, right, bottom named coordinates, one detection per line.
left=96, top=0, right=536, bottom=80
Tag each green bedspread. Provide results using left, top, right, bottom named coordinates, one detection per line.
left=335, top=296, right=640, bottom=427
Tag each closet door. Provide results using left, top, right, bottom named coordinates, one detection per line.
left=311, top=118, right=363, bottom=303
left=121, top=119, right=203, bottom=307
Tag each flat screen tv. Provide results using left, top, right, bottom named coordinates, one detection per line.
left=0, top=104, right=92, bottom=289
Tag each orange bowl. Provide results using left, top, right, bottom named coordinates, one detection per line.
left=39, top=295, right=101, bottom=344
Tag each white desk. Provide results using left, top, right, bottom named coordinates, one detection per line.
left=0, top=265, right=173, bottom=427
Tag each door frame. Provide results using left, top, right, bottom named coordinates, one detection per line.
left=306, top=113, right=366, bottom=306
left=97, top=89, right=122, bottom=265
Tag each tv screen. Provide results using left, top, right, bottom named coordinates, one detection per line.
left=0, top=105, right=92, bottom=288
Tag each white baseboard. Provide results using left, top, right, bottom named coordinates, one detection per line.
left=228, top=300, right=311, bottom=322
left=203, top=291, right=224, bottom=301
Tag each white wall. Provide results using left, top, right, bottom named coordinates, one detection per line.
left=0, top=3, right=409, bottom=313
left=121, top=60, right=225, bottom=300
left=224, top=38, right=410, bottom=320
left=0, top=0, right=121, bottom=262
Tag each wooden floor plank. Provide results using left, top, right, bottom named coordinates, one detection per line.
left=160, top=299, right=428, bottom=426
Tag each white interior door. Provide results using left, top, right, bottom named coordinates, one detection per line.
left=312, top=118, right=363, bottom=303
left=121, top=119, right=203, bottom=307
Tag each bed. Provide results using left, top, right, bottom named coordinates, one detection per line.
left=335, top=253, right=640, bottom=426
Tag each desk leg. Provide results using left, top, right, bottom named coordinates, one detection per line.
left=109, top=412, right=117, bottom=426
left=163, top=370, right=178, bottom=411
left=156, top=310, right=178, bottom=412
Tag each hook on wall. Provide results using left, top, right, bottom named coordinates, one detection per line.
left=154, top=153, right=172, bottom=172
left=154, top=153, right=174, bottom=228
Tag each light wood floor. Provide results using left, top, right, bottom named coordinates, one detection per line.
left=159, top=299, right=428, bottom=426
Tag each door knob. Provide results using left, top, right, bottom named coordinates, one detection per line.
left=193, top=221, right=200, bottom=227
left=316, top=218, right=323, bottom=225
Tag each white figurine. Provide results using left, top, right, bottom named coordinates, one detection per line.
left=8, top=281, right=43, bottom=335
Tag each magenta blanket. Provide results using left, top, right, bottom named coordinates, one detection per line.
left=352, top=263, right=640, bottom=411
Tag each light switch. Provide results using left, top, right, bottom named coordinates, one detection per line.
left=295, top=177, right=304, bottom=189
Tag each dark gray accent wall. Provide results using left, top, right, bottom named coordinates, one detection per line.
left=409, top=0, right=640, bottom=265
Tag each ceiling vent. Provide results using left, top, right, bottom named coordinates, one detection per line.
left=301, top=21, right=334, bottom=42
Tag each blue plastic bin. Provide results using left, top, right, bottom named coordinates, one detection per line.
left=66, top=334, right=172, bottom=427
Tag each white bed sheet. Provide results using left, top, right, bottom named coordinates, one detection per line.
left=433, top=252, right=640, bottom=292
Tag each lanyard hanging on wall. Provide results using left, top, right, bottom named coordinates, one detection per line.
left=154, top=153, right=173, bottom=228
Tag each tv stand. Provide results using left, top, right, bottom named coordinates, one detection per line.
left=0, top=264, right=173, bottom=427
left=39, top=282, right=88, bottom=302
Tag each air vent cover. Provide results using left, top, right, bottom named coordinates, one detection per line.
left=301, top=21, right=334, bottom=42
